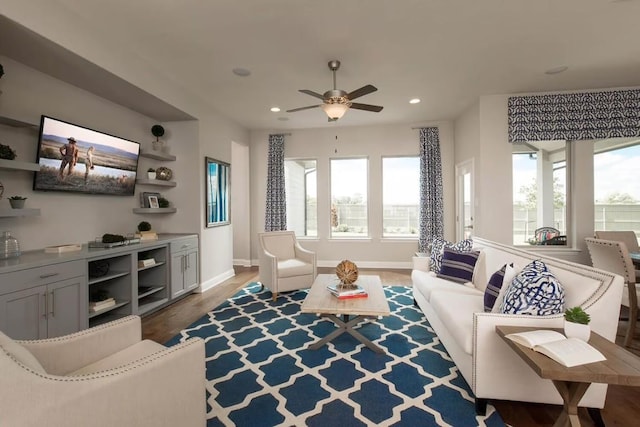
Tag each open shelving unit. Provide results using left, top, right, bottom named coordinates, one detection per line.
left=133, top=207, right=177, bottom=214
left=136, top=246, right=169, bottom=315
left=87, top=254, right=133, bottom=327
left=139, top=150, right=176, bottom=161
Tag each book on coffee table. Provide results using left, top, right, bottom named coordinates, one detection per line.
left=505, top=329, right=606, bottom=367
left=326, top=283, right=368, bottom=299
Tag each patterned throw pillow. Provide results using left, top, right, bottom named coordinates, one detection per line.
left=483, top=264, right=508, bottom=312
left=429, top=238, right=473, bottom=273
left=501, top=260, right=565, bottom=316
left=438, top=249, right=481, bottom=283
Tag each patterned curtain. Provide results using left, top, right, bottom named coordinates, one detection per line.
left=264, top=134, right=287, bottom=231
left=418, top=127, right=444, bottom=253
left=508, top=89, right=640, bottom=143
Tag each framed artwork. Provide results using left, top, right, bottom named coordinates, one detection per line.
left=148, top=195, right=159, bottom=209
left=140, top=191, right=161, bottom=208
left=205, top=157, right=230, bottom=227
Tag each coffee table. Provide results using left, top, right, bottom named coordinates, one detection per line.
left=301, top=274, right=390, bottom=353
left=496, top=325, right=640, bottom=427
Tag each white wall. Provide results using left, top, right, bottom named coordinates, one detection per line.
left=249, top=121, right=455, bottom=268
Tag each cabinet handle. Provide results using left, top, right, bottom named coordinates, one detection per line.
left=42, top=293, right=48, bottom=319
left=186, top=255, right=190, bottom=270
left=50, top=291, right=55, bottom=317
left=181, top=255, right=186, bottom=272
left=39, top=272, right=59, bottom=279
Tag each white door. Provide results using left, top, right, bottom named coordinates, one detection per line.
left=455, top=160, right=474, bottom=240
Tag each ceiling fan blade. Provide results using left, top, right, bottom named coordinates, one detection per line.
left=299, top=89, right=325, bottom=100
left=350, top=102, right=383, bottom=112
left=347, top=84, right=377, bottom=101
left=286, top=105, right=321, bottom=113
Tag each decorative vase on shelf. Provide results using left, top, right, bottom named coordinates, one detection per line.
left=0, top=231, right=20, bottom=259
left=564, top=320, right=590, bottom=342
left=147, top=171, right=156, bottom=180
left=9, top=198, right=26, bottom=209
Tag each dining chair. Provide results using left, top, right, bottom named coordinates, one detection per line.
left=585, top=237, right=639, bottom=347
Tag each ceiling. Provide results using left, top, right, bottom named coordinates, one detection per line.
left=2, top=0, right=640, bottom=130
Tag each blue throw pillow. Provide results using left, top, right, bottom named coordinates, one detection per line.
left=438, top=248, right=480, bottom=283
left=430, top=238, right=473, bottom=273
left=484, top=264, right=508, bottom=312
left=501, top=260, right=565, bottom=316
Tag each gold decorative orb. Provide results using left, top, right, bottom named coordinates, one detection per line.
left=336, top=260, right=359, bottom=288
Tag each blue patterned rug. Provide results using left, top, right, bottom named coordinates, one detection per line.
left=166, top=283, right=505, bottom=427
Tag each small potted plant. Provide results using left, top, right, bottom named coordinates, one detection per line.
left=8, top=196, right=27, bottom=209
left=158, top=197, right=170, bottom=208
left=564, top=306, right=591, bottom=341
left=147, top=168, right=156, bottom=180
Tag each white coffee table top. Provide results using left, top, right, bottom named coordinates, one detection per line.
left=301, top=274, right=390, bottom=317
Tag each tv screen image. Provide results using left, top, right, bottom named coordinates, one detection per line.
left=33, top=116, right=140, bottom=196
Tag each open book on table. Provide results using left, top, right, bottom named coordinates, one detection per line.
left=505, top=330, right=606, bottom=368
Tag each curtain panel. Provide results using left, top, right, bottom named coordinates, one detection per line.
left=264, top=134, right=287, bottom=231
left=418, top=127, right=444, bottom=253
left=508, top=89, right=640, bottom=143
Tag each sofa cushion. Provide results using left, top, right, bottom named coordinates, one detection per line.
left=501, top=260, right=565, bottom=316
left=430, top=238, right=473, bottom=273
left=484, top=264, right=508, bottom=312
left=438, top=249, right=480, bottom=283
left=69, top=339, right=165, bottom=375
left=492, top=263, right=520, bottom=313
left=0, top=331, right=45, bottom=373
left=430, top=290, right=483, bottom=355
left=277, top=259, right=314, bottom=278
left=412, top=269, right=482, bottom=301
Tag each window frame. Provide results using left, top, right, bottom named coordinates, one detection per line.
left=381, top=155, right=420, bottom=240
left=329, top=156, right=370, bottom=239
left=284, top=157, right=318, bottom=238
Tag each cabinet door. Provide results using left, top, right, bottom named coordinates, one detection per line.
left=170, top=252, right=186, bottom=297
left=0, top=285, right=47, bottom=340
left=184, top=249, right=199, bottom=291
left=47, top=277, right=86, bottom=338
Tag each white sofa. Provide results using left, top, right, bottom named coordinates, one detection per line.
left=412, top=237, right=624, bottom=412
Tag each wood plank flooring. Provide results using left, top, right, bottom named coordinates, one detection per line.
left=142, top=267, right=640, bottom=427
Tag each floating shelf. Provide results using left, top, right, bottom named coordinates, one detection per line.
left=0, top=208, right=41, bottom=217
left=135, top=179, right=176, bottom=187
left=0, top=159, right=41, bottom=172
left=132, top=208, right=177, bottom=214
left=140, top=150, right=176, bottom=161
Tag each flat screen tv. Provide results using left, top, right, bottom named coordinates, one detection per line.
left=33, top=116, right=140, bottom=196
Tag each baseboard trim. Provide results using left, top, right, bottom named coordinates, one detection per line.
left=233, top=258, right=252, bottom=267
left=197, top=268, right=236, bottom=293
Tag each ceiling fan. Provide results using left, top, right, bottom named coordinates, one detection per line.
left=286, top=60, right=383, bottom=121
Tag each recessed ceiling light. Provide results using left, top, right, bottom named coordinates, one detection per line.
left=409, top=98, right=421, bottom=104
left=270, top=107, right=281, bottom=112
left=545, top=66, right=568, bottom=75
left=232, top=67, right=251, bottom=77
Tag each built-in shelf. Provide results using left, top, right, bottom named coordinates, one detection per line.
left=88, top=300, right=129, bottom=318
left=0, top=116, right=38, bottom=128
left=137, top=286, right=164, bottom=299
left=136, top=179, right=176, bottom=187
left=140, top=150, right=176, bottom=161
left=0, top=159, right=41, bottom=172
left=133, top=208, right=177, bottom=214
left=0, top=208, right=41, bottom=217
left=88, top=271, right=130, bottom=286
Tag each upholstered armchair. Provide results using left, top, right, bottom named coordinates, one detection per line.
left=585, top=237, right=639, bottom=347
left=258, top=231, right=317, bottom=300
left=0, top=316, right=206, bottom=427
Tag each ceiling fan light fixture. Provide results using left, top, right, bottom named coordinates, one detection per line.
left=321, top=102, right=349, bottom=119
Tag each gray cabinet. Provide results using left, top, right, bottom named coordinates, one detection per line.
left=0, top=260, right=87, bottom=340
left=170, top=237, right=199, bottom=298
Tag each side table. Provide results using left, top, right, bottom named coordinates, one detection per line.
left=496, top=325, right=640, bottom=427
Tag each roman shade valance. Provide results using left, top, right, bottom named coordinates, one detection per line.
left=508, top=89, right=640, bottom=143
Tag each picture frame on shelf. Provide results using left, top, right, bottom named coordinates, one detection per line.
left=148, top=195, right=159, bottom=209
left=140, top=191, right=161, bottom=208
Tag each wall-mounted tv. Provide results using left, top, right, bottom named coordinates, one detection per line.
left=33, top=116, right=140, bottom=196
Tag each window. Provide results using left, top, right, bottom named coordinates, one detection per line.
left=382, top=156, right=419, bottom=237
left=594, top=138, right=640, bottom=237
left=512, top=141, right=567, bottom=245
left=285, top=159, right=317, bottom=237
left=330, top=158, right=368, bottom=237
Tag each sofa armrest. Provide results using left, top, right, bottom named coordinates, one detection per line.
left=294, top=243, right=316, bottom=265
left=21, top=315, right=142, bottom=375
left=3, top=338, right=206, bottom=427
left=258, top=248, right=277, bottom=287
left=412, top=256, right=430, bottom=272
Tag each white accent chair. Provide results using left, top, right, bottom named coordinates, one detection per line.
left=0, top=316, right=206, bottom=427
left=585, top=237, right=639, bottom=347
left=258, top=231, right=317, bottom=301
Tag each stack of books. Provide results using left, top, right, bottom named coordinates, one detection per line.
left=89, top=297, right=116, bottom=312
left=327, top=283, right=368, bottom=299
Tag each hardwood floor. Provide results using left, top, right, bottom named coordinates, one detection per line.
left=142, top=268, right=640, bottom=427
